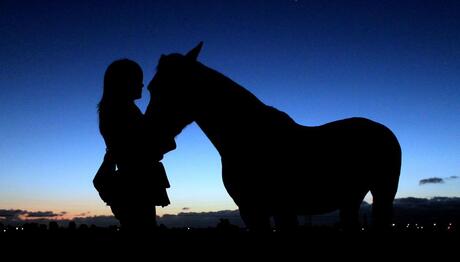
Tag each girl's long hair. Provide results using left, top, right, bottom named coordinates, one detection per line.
left=98, top=59, right=142, bottom=132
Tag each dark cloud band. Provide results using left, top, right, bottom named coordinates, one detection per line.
left=419, top=177, right=444, bottom=185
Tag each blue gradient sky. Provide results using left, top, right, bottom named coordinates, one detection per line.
left=1, top=0, right=459, bottom=217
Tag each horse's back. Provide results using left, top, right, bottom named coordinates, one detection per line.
left=295, top=117, right=401, bottom=180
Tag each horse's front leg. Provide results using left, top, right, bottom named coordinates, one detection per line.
left=222, top=161, right=271, bottom=232
left=339, top=192, right=367, bottom=232
left=273, top=213, right=299, bottom=232
left=339, top=206, right=361, bottom=232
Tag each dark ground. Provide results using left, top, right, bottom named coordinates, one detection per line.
left=1, top=225, right=458, bottom=259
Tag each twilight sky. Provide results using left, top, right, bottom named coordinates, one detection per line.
left=1, top=0, right=459, bottom=218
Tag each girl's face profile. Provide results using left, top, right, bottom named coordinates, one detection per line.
left=131, top=73, right=144, bottom=100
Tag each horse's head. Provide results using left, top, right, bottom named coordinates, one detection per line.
left=145, top=42, right=204, bottom=154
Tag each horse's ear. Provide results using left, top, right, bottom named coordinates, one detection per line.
left=186, top=41, right=203, bottom=60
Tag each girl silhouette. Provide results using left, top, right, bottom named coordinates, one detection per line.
left=95, top=59, right=171, bottom=230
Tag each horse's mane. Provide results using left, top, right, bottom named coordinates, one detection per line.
left=194, top=61, right=297, bottom=127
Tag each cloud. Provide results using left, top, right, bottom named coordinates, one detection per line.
left=0, top=209, right=26, bottom=219
left=26, top=211, right=64, bottom=218
left=0, top=209, right=68, bottom=225
left=419, top=176, right=459, bottom=185
left=72, top=215, right=118, bottom=227
left=419, top=177, right=444, bottom=185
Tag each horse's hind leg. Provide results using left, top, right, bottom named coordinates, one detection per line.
left=370, top=187, right=397, bottom=231
left=370, top=171, right=400, bottom=231
left=239, top=205, right=271, bottom=232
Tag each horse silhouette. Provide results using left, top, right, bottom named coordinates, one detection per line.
left=145, top=42, right=402, bottom=231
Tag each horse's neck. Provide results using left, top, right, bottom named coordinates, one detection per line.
left=193, top=65, right=288, bottom=156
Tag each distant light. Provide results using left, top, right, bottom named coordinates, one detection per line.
left=449, top=223, right=452, bottom=226
left=2, top=229, right=5, bottom=233
left=361, top=227, right=365, bottom=231
left=433, top=223, right=437, bottom=226
left=187, top=227, right=190, bottom=230
left=15, top=227, right=19, bottom=230
left=392, top=224, right=396, bottom=227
